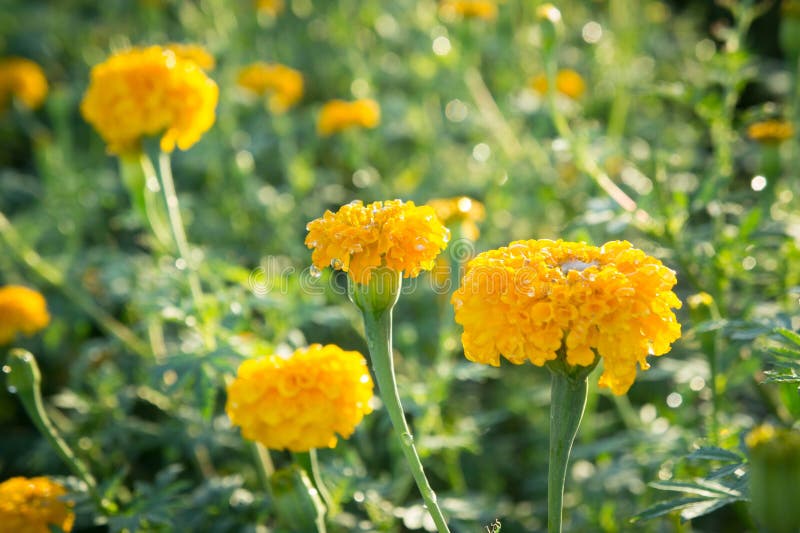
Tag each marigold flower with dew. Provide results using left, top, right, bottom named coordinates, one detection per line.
left=236, top=62, right=304, bottom=113
left=317, top=99, right=380, bottom=136
left=439, top=0, right=498, bottom=21
left=530, top=69, right=586, bottom=100
left=0, top=285, right=50, bottom=345
left=80, top=45, right=219, bottom=155
left=452, top=239, right=682, bottom=395
left=305, top=199, right=450, bottom=285
left=0, top=58, right=48, bottom=111
left=225, top=344, right=374, bottom=452
left=0, top=476, right=74, bottom=533
left=255, top=0, right=284, bottom=16
left=747, top=119, right=794, bottom=144
left=427, top=196, right=485, bottom=241
left=165, top=43, right=215, bottom=71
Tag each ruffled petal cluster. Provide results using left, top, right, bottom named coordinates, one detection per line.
left=440, top=0, right=498, bottom=20
left=305, top=200, right=450, bottom=284
left=165, top=43, right=216, bottom=71
left=226, top=344, right=374, bottom=452
left=0, top=58, right=48, bottom=111
left=0, top=476, right=74, bottom=533
left=317, top=99, right=380, bottom=136
left=236, top=62, right=304, bottom=113
left=427, top=196, right=486, bottom=241
left=80, top=46, right=219, bottom=155
left=530, top=69, right=586, bottom=100
left=747, top=119, right=794, bottom=144
left=0, top=285, right=50, bottom=345
left=452, top=240, right=682, bottom=395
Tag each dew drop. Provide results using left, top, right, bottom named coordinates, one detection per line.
left=331, top=258, right=344, bottom=269
left=309, top=265, right=322, bottom=278
left=400, top=432, right=414, bottom=446
left=7, top=386, right=17, bottom=394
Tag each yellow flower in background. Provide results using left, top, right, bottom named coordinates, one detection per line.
left=439, top=0, right=498, bottom=21
left=255, top=0, right=284, bottom=16
left=0, top=476, right=74, bottom=533
left=452, top=240, right=682, bottom=395
left=686, top=291, right=713, bottom=310
left=305, top=199, right=450, bottom=284
left=0, top=285, right=50, bottom=345
left=317, top=99, right=380, bottom=136
left=427, top=196, right=486, bottom=241
left=80, top=46, right=219, bottom=155
left=747, top=119, right=794, bottom=144
left=530, top=68, right=586, bottom=100
left=0, top=58, right=48, bottom=111
left=165, top=43, right=215, bottom=71
left=225, top=344, right=374, bottom=452
left=236, top=62, right=304, bottom=113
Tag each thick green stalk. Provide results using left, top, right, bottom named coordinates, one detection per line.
left=547, top=370, right=588, bottom=533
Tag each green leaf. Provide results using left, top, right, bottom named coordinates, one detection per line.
left=775, top=327, right=800, bottom=347
left=630, top=496, right=709, bottom=522
left=680, top=497, right=740, bottom=521
left=649, top=479, right=742, bottom=498
left=686, top=446, right=743, bottom=463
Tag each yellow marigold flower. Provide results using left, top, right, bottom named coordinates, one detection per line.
left=0, top=58, right=48, bottom=111
left=165, top=43, right=215, bottom=71
left=0, top=285, right=50, bottom=345
left=305, top=199, right=450, bottom=285
left=427, top=196, right=486, bottom=241
left=256, top=0, right=284, bottom=16
left=80, top=46, right=219, bottom=155
left=530, top=69, right=586, bottom=100
left=686, top=291, right=713, bottom=310
left=0, top=476, right=74, bottom=533
left=439, top=0, right=498, bottom=21
left=225, top=344, right=374, bottom=452
left=452, top=240, right=682, bottom=395
left=537, top=3, right=562, bottom=23
left=747, top=119, right=794, bottom=144
left=317, top=99, right=380, bottom=136
left=236, top=62, right=304, bottom=113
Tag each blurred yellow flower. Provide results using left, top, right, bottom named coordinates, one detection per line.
left=0, top=285, right=50, bottom=345
left=452, top=240, right=682, bottom=395
left=0, top=476, right=74, bottom=533
left=686, top=291, right=713, bottom=309
left=747, top=119, right=794, bottom=144
left=80, top=46, right=219, bottom=155
left=439, top=0, right=498, bottom=21
left=236, top=62, right=304, bottom=113
left=530, top=69, right=586, bottom=100
left=165, top=43, right=215, bottom=70
left=305, top=199, right=450, bottom=284
left=226, top=344, right=374, bottom=452
left=256, top=0, right=284, bottom=16
left=536, top=3, right=562, bottom=23
left=0, top=58, right=48, bottom=111
left=427, top=196, right=485, bottom=241
left=317, top=99, right=380, bottom=136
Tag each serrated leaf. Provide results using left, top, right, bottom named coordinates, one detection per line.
left=775, top=328, right=800, bottom=346
left=680, top=497, right=740, bottom=521
left=762, top=374, right=800, bottom=384
left=686, top=446, right=743, bottom=463
left=707, top=463, right=744, bottom=480
left=630, top=497, right=708, bottom=523
left=650, top=479, right=742, bottom=498
left=768, top=346, right=800, bottom=359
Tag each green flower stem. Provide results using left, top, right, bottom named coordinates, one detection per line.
left=309, top=449, right=336, bottom=517
left=547, top=369, right=589, bottom=533
left=133, top=152, right=174, bottom=251
left=0, top=210, right=151, bottom=358
left=251, top=441, right=275, bottom=491
left=354, top=270, right=450, bottom=533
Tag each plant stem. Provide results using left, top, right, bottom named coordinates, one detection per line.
left=251, top=442, right=275, bottom=492
left=361, top=308, right=451, bottom=533
left=309, top=448, right=336, bottom=517
left=547, top=370, right=588, bottom=533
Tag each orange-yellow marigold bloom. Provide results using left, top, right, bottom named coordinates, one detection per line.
left=0, top=285, right=50, bottom=345
left=236, top=62, right=304, bottom=113
left=530, top=69, right=586, bottom=100
left=427, top=196, right=486, bottom=241
left=0, top=477, right=74, bottom=533
left=317, top=99, right=380, bottom=136
left=452, top=240, right=682, bottom=395
left=80, top=46, right=219, bottom=155
left=440, top=0, right=498, bottom=20
left=226, top=344, right=374, bottom=452
left=747, top=119, right=794, bottom=144
left=165, top=43, right=215, bottom=71
left=305, top=199, right=450, bottom=285
left=0, top=58, right=48, bottom=111
left=256, top=0, right=284, bottom=16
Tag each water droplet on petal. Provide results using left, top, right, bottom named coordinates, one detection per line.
left=331, top=258, right=344, bottom=269
left=309, top=265, right=322, bottom=278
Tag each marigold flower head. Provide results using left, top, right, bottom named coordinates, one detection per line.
left=427, top=196, right=485, bottom=241
left=0, top=58, right=48, bottom=111
left=80, top=45, right=219, bottom=155
left=747, top=119, right=794, bottom=144
left=0, top=476, right=74, bottom=533
left=226, top=344, right=374, bottom=452
left=256, top=0, right=284, bottom=16
left=236, top=62, right=304, bottom=113
left=305, top=199, right=450, bottom=285
left=0, top=285, right=50, bottom=345
left=439, top=0, right=498, bottom=21
left=530, top=69, right=586, bottom=100
left=165, top=43, right=215, bottom=70
left=317, top=99, right=380, bottom=136
left=452, top=240, right=682, bottom=395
